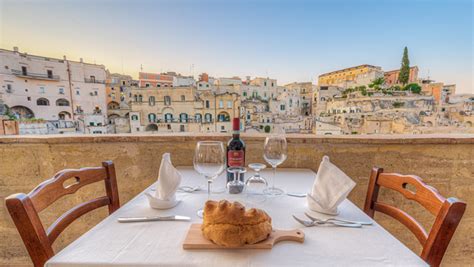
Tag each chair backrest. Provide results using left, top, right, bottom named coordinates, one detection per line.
left=5, top=161, right=120, bottom=267
left=364, top=167, right=466, bottom=267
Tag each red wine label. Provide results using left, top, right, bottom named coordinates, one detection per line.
left=228, top=150, right=244, bottom=166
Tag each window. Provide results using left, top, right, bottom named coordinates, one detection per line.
left=167, top=124, right=171, bottom=130
left=94, top=91, right=98, bottom=96
left=131, top=115, right=139, bottom=121
left=164, top=113, right=173, bottom=122
left=289, top=99, right=293, bottom=107
left=243, top=92, right=247, bottom=97
left=6, top=84, right=12, bottom=92
left=280, top=104, right=285, bottom=111
left=59, top=88, right=64, bottom=94
left=47, top=70, right=53, bottom=79
left=56, top=98, right=70, bottom=106
left=227, top=101, right=232, bottom=108
left=138, top=95, right=143, bottom=102
left=264, top=81, right=267, bottom=86
left=164, top=96, right=171, bottom=105
left=37, top=98, right=50, bottom=106
left=205, top=100, right=210, bottom=108
left=204, top=113, right=212, bottom=122
left=157, top=84, right=161, bottom=87
left=206, top=84, right=209, bottom=88
left=271, top=82, right=274, bottom=87
left=148, top=113, right=157, bottom=122
left=181, top=95, right=185, bottom=101
left=39, top=87, right=45, bottom=94
left=195, top=113, right=202, bottom=122
left=180, top=125, right=185, bottom=132
left=219, top=100, right=224, bottom=108
left=27, top=97, right=31, bottom=101
left=145, top=83, right=150, bottom=87
left=21, top=66, right=27, bottom=75
left=90, top=76, right=96, bottom=83
left=179, top=113, right=188, bottom=122
left=76, top=90, right=80, bottom=95
left=149, top=96, right=156, bottom=106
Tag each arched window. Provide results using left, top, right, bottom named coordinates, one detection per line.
left=180, top=95, right=185, bottom=101
left=217, top=112, right=230, bottom=122
left=164, top=113, right=173, bottom=122
left=148, top=113, right=157, bottom=122
left=204, top=113, right=212, bottom=123
left=56, top=98, right=70, bottom=106
left=195, top=113, right=202, bottom=122
left=58, top=111, right=71, bottom=120
left=179, top=113, right=188, bottom=122
left=149, top=96, right=155, bottom=106
left=164, top=96, right=171, bottom=105
left=36, top=98, right=50, bottom=106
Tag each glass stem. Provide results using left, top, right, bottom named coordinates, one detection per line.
left=272, top=166, right=276, bottom=189
left=207, top=179, right=212, bottom=200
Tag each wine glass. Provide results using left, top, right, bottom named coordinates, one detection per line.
left=246, top=163, right=268, bottom=195
left=193, top=141, right=226, bottom=217
left=263, top=133, right=287, bottom=196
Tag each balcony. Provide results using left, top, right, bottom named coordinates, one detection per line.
left=11, top=69, right=60, bottom=81
left=0, top=134, right=472, bottom=265
left=84, top=77, right=106, bottom=84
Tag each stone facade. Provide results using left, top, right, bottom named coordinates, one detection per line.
left=0, top=134, right=472, bottom=266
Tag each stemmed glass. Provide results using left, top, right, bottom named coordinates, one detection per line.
left=193, top=141, right=226, bottom=217
left=263, top=132, right=287, bottom=196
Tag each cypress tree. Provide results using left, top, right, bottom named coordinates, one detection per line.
left=398, top=46, right=410, bottom=85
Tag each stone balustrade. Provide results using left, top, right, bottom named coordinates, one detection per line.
left=0, top=133, right=473, bottom=265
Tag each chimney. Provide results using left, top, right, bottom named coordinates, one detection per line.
left=80, top=58, right=83, bottom=63
left=13, top=46, right=19, bottom=52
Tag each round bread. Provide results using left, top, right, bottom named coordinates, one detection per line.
left=201, top=200, right=272, bottom=247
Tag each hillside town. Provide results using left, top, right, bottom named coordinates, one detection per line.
left=0, top=47, right=472, bottom=135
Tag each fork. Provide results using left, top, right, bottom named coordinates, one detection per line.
left=293, top=215, right=362, bottom=228
left=304, top=212, right=373, bottom=226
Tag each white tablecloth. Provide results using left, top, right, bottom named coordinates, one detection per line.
left=46, top=167, right=426, bottom=267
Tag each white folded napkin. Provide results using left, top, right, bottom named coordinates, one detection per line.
left=307, top=156, right=356, bottom=215
left=145, top=153, right=182, bottom=209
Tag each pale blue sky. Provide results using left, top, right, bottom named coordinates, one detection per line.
left=1, top=0, right=472, bottom=93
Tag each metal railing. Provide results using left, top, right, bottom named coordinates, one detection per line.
left=11, top=69, right=60, bottom=80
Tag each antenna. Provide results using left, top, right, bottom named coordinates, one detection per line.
left=140, top=64, right=143, bottom=72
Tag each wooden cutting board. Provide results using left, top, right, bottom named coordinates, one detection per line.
left=183, top=224, right=305, bottom=249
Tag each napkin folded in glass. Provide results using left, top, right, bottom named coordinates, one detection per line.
left=307, top=156, right=356, bottom=215
left=145, top=153, right=182, bottom=209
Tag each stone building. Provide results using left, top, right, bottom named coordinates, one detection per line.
left=318, top=64, right=382, bottom=86
left=0, top=47, right=108, bottom=134
left=384, top=66, right=419, bottom=86
left=138, top=72, right=173, bottom=88
left=129, top=86, right=240, bottom=133
left=106, top=73, right=136, bottom=133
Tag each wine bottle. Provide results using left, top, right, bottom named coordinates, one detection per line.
left=226, top=118, right=245, bottom=183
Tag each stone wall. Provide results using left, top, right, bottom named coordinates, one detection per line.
left=0, top=133, right=473, bottom=266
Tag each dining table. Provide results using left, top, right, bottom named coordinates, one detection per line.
left=46, top=167, right=427, bottom=267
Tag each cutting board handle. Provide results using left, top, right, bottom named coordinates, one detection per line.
left=272, top=229, right=305, bottom=245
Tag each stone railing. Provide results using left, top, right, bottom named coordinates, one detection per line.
left=0, top=134, right=473, bottom=265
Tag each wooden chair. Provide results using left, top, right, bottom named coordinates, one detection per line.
left=364, top=167, right=466, bottom=267
left=5, top=161, right=120, bottom=267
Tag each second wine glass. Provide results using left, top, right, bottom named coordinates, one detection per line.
left=263, top=134, right=287, bottom=196
left=193, top=141, right=226, bottom=217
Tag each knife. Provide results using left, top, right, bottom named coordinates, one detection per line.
left=117, top=215, right=191, bottom=223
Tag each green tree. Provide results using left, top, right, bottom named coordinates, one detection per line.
left=398, top=46, right=410, bottom=85
left=264, top=125, right=271, bottom=133
left=403, top=83, right=422, bottom=94
left=368, top=77, right=385, bottom=91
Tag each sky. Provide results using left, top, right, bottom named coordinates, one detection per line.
left=0, top=0, right=473, bottom=94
